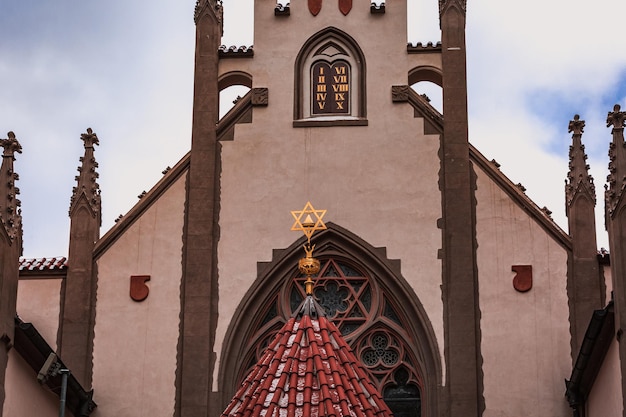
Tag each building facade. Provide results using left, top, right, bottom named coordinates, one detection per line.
left=1, top=1, right=624, bottom=416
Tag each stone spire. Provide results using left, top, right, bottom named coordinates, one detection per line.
left=566, top=115, right=596, bottom=213
left=176, top=0, right=223, bottom=415
left=0, top=131, right=22, bottom=417
left=69, top=128, right=101, bottom=222
left=439, top=0, right=467, bottom=23
left=194, top=0, right=223, bottom=25
left=604, top=103, right=626, bottom=416
left=606, top=104, right=626, bottom=218
left=59, top=128, right=101, bottom=389
left=438, top=0, right=484, bottom=415
left=0, top=132, right=22, bottom=243
left=564, top=115, right=604, bottom=361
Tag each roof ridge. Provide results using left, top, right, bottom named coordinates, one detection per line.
left=291, top=295, right=326, bottom=320
left=469, top=144, right=572, bottom=250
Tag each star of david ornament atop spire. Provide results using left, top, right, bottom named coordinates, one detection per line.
left=290, top=201, right=327, bottom=295
left=290, top=201, right=326, bottom=240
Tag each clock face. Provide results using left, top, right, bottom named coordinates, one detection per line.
left=312, top=61, right=351, bottom=115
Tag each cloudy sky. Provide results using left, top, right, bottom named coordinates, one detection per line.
left=2, top=0, right=625, bottom=257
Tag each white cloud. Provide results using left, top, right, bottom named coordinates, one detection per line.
left=2, top=0, right=624, bottom=255
left=462, top=0, right=626, bottom=249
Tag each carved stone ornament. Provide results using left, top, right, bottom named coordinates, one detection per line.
left=439, top=0, right=467, bottom=16
left=69, top=128, right=101, bottom=218
left=251, top=88, right=269, bottom=106
left=391, top=85, right=410, bottom=103
left=0, top=131, right=22, bottom=157
left=0, top=131, right=22, bottom=242
left=568, top=114, right=585, bottom=136
left=565, top=115, right=596, bottom=210
left=512, top=265, right=532, bottom=293
left=130, top=275, right=151, bottom=302
left=606, top=104, right=626, bottom=217
left=194, top=0, right=223, bottom=24
left=607, top=104, right=626, bottom=131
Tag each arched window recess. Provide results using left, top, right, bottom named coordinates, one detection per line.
left=294, top=27, right=367, bottom=127
left=218, top=71, right=252, bottom=119
left=219, top=223, right=441, bottom=417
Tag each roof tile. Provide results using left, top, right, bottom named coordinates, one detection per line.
left=221, top=297, right=393, bottom=417
left=19, top=257, right=68, bottom=272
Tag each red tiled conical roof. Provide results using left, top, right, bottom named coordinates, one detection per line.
left=222, top=296, right=394, bottom=417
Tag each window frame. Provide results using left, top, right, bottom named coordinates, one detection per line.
left=293, top=27, right=368, bottom=127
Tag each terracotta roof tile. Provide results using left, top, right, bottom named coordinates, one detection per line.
left=19, top=257, right=67, bottom=272
left=222, top=297, right=393, bottom=417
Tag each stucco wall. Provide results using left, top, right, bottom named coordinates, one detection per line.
left=4, top=349, right=59, bottom=417
left=7, top=278, right=62, bottom=416
left=16, top=277, right=62, bottom=349
left=587, top=338, right=624, bottom=416
left=215, top=0, right=444, bottom=389
left=91, top=175, right=186, bottom=417
left=475, top=167, right=571, bottom=416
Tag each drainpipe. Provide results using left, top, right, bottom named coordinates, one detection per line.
left=59, top=369, right=70, bottom=417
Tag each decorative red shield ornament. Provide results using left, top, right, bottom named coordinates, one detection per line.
left=130, top=275, right=151, bottom=301
left=512, top=265, right=532, bottom=293
left=308, top=0, right=322, bottom=15
left=338, top=0, right=352, bottom=15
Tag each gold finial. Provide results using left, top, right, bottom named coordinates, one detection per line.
left=291, top=202, right=327, bottom=295
left=303, top=243, right=315, bottom=258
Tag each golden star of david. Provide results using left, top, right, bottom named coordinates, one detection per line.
left=290, top=201, right=327, bottom=241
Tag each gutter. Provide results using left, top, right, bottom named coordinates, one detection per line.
left=13, top=316, right=97, bottom=416
left=565, top=301, right=615, bottom=414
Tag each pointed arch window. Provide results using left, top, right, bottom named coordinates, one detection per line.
left=219, top=225, right=441, bottom=417
left=239, top=256, right=423, bottom=417
left=294, top=27, right=367, bottom=127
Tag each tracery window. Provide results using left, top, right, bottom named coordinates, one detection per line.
left=239, top=256, right=422, bottom=417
